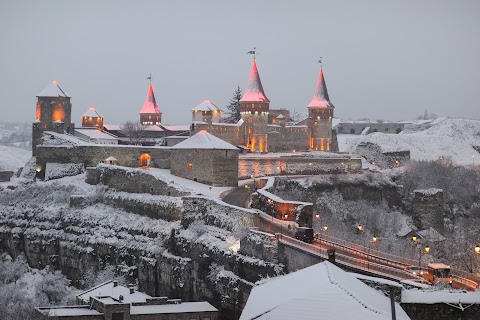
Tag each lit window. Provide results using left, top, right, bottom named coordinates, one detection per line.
left=187, top=163, right=193, bottom=168
left=248, top=117, right=253, bottom=123
left=248, top=128, right=252, bottom=134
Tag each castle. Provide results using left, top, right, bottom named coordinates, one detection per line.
left=32, top=58, right=337, bottom=155
left=31, top=58, right=358, bottom=186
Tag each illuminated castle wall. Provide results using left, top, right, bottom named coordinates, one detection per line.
left=32, top=81, right=75, bottom=156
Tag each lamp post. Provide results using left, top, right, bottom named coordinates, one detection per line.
left=475, top=245, right=480, bottom=254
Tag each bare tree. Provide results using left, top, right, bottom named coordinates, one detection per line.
left=120, top=121, right=146, bottom=145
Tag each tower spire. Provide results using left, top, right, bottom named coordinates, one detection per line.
left=240, top=58, right=269, bottom=102
left=308, top=65, right=333, bottom=109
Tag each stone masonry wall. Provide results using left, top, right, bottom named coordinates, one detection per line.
left=88, top=165, right=189, bottom=197
left=401, top=303, right=480, bottom=320
left=238, top=156, right=362, bottom=179
left=170, top=149, right=239, bottom=187
left=0, top=171, right=14, bottom=182
left=36, top=145, right=171, bottom=179
left=268, top=128, right=309, bottom=153
left=413, top=189, right=444, bottom=233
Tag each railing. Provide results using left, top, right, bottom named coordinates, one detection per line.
left=262, top=215, right=479, bottom=290
left=277, top=233, right=418, bottom=281
left=319, top=233, right=419, bottom=268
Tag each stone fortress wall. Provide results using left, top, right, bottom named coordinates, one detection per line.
left=238, top=154, right=362, bottom=179
left=337, top=122, right=405, bottom=135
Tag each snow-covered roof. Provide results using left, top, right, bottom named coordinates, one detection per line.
left=162, top=125, right=190, bottom=131
left=192, top=100, right=223, bottom=112
left=240, top=59, right=270, bottom=103
left=77, top=280, right=151, bottom=304
left=416, top=227, right=446, bottom=242
left=106, top=156, right=118, bottom=161
left=37, top=80, right=70, bottom=98
left=103, top=124, right=122, bottom=131
left=38, top=306, right=102, bottom=317
left=402, top=289, right=480, bottom=304
left=130, top=302, right=217, bottom=315
left=139, top=83, right=162, bottom=114
left=170, top=130, right=239, bottom=150
left=82, top=107, right=102, bottom=118
left=308, top=68, right=334, bottom=109
left=143, top=125, right=164, bottom=131
left=240, top=261, right=410, bottom=320
left=74, top=128, right=118, bottom=140
left=276, top=114, right=285, bottom=119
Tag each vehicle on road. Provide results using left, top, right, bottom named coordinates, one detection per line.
left=422, top=263, right=452, bottom=285
left=295, top=227, right=314, bottom=243
left=404, top=265, right=426, bottom=276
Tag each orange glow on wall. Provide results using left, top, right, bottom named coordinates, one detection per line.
left=52, top=105, right=65, bottom=122
left=140, top=153, right=151, bottom=167
left=36, top=104, right=41, bottom=121
left=187, top=163, right=193, bottom=168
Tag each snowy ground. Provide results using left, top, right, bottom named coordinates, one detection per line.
left=0, top=145, right=31, bottom=171
left=338, top=118, right=480, bottom=165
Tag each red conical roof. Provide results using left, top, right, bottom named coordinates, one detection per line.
left=139, top=83, right=162, bottom=114
left=308, top=68, right=334, bottom=109
left=240, top=59, right=270, bottom=103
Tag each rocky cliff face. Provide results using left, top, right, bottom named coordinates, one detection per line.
left=0, top=175, right=283, bottom=320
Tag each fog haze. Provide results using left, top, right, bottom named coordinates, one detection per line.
left=0, top=0, right=479, bottom=125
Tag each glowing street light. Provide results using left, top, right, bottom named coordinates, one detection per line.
left=315, top=213, right=320, bottom=219
left=322, top=225, right=328, bottom=231
left=424, top=246, right=430, bottom=254
left=357, top=225, right=363, bottom=232
left=475, top=245, right=480, bottom=254
left=371, top=236, right=378, bottom=243
left=412, top=236, right=417, bottom=242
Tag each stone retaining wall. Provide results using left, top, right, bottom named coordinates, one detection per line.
left=238, top=155, right=362, bottom=179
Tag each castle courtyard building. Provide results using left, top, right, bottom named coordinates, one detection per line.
left=170, top=130, right=239, bottom=186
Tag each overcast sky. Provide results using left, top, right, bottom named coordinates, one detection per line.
left=1, top=0, right=479, bottom=125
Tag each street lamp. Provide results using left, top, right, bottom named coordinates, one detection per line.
left=418, top=244, right=430, bottom=269
left=371, top=235, right=378, bottom=244
left=322, top=225, right=328, bottom=231
left=357, top=225, right=363, bottom=232
left=475, top=245, right=480, bottom=254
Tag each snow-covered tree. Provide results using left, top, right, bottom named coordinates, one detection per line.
left=224, top=86, right=242, bottom=123
left=120, top=121, right=146, bottom=145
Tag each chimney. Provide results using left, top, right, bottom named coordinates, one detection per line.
left=119, top=295, right=124, bottom=301
left=113, top=281, right=118, bottom=287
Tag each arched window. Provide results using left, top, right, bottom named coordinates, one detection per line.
left=350, top=128, right=355, bottom=134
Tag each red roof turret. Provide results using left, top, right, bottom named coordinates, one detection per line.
left=240, top=59, right=270, bottom=103
left=139, top=83, right=161, bottom=114
left=308, top=68, right=334, bottom=109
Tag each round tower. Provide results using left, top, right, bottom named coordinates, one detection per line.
left=240, top=59, right=270, bottom=153
left=308, top=68, right=335, bottom=151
